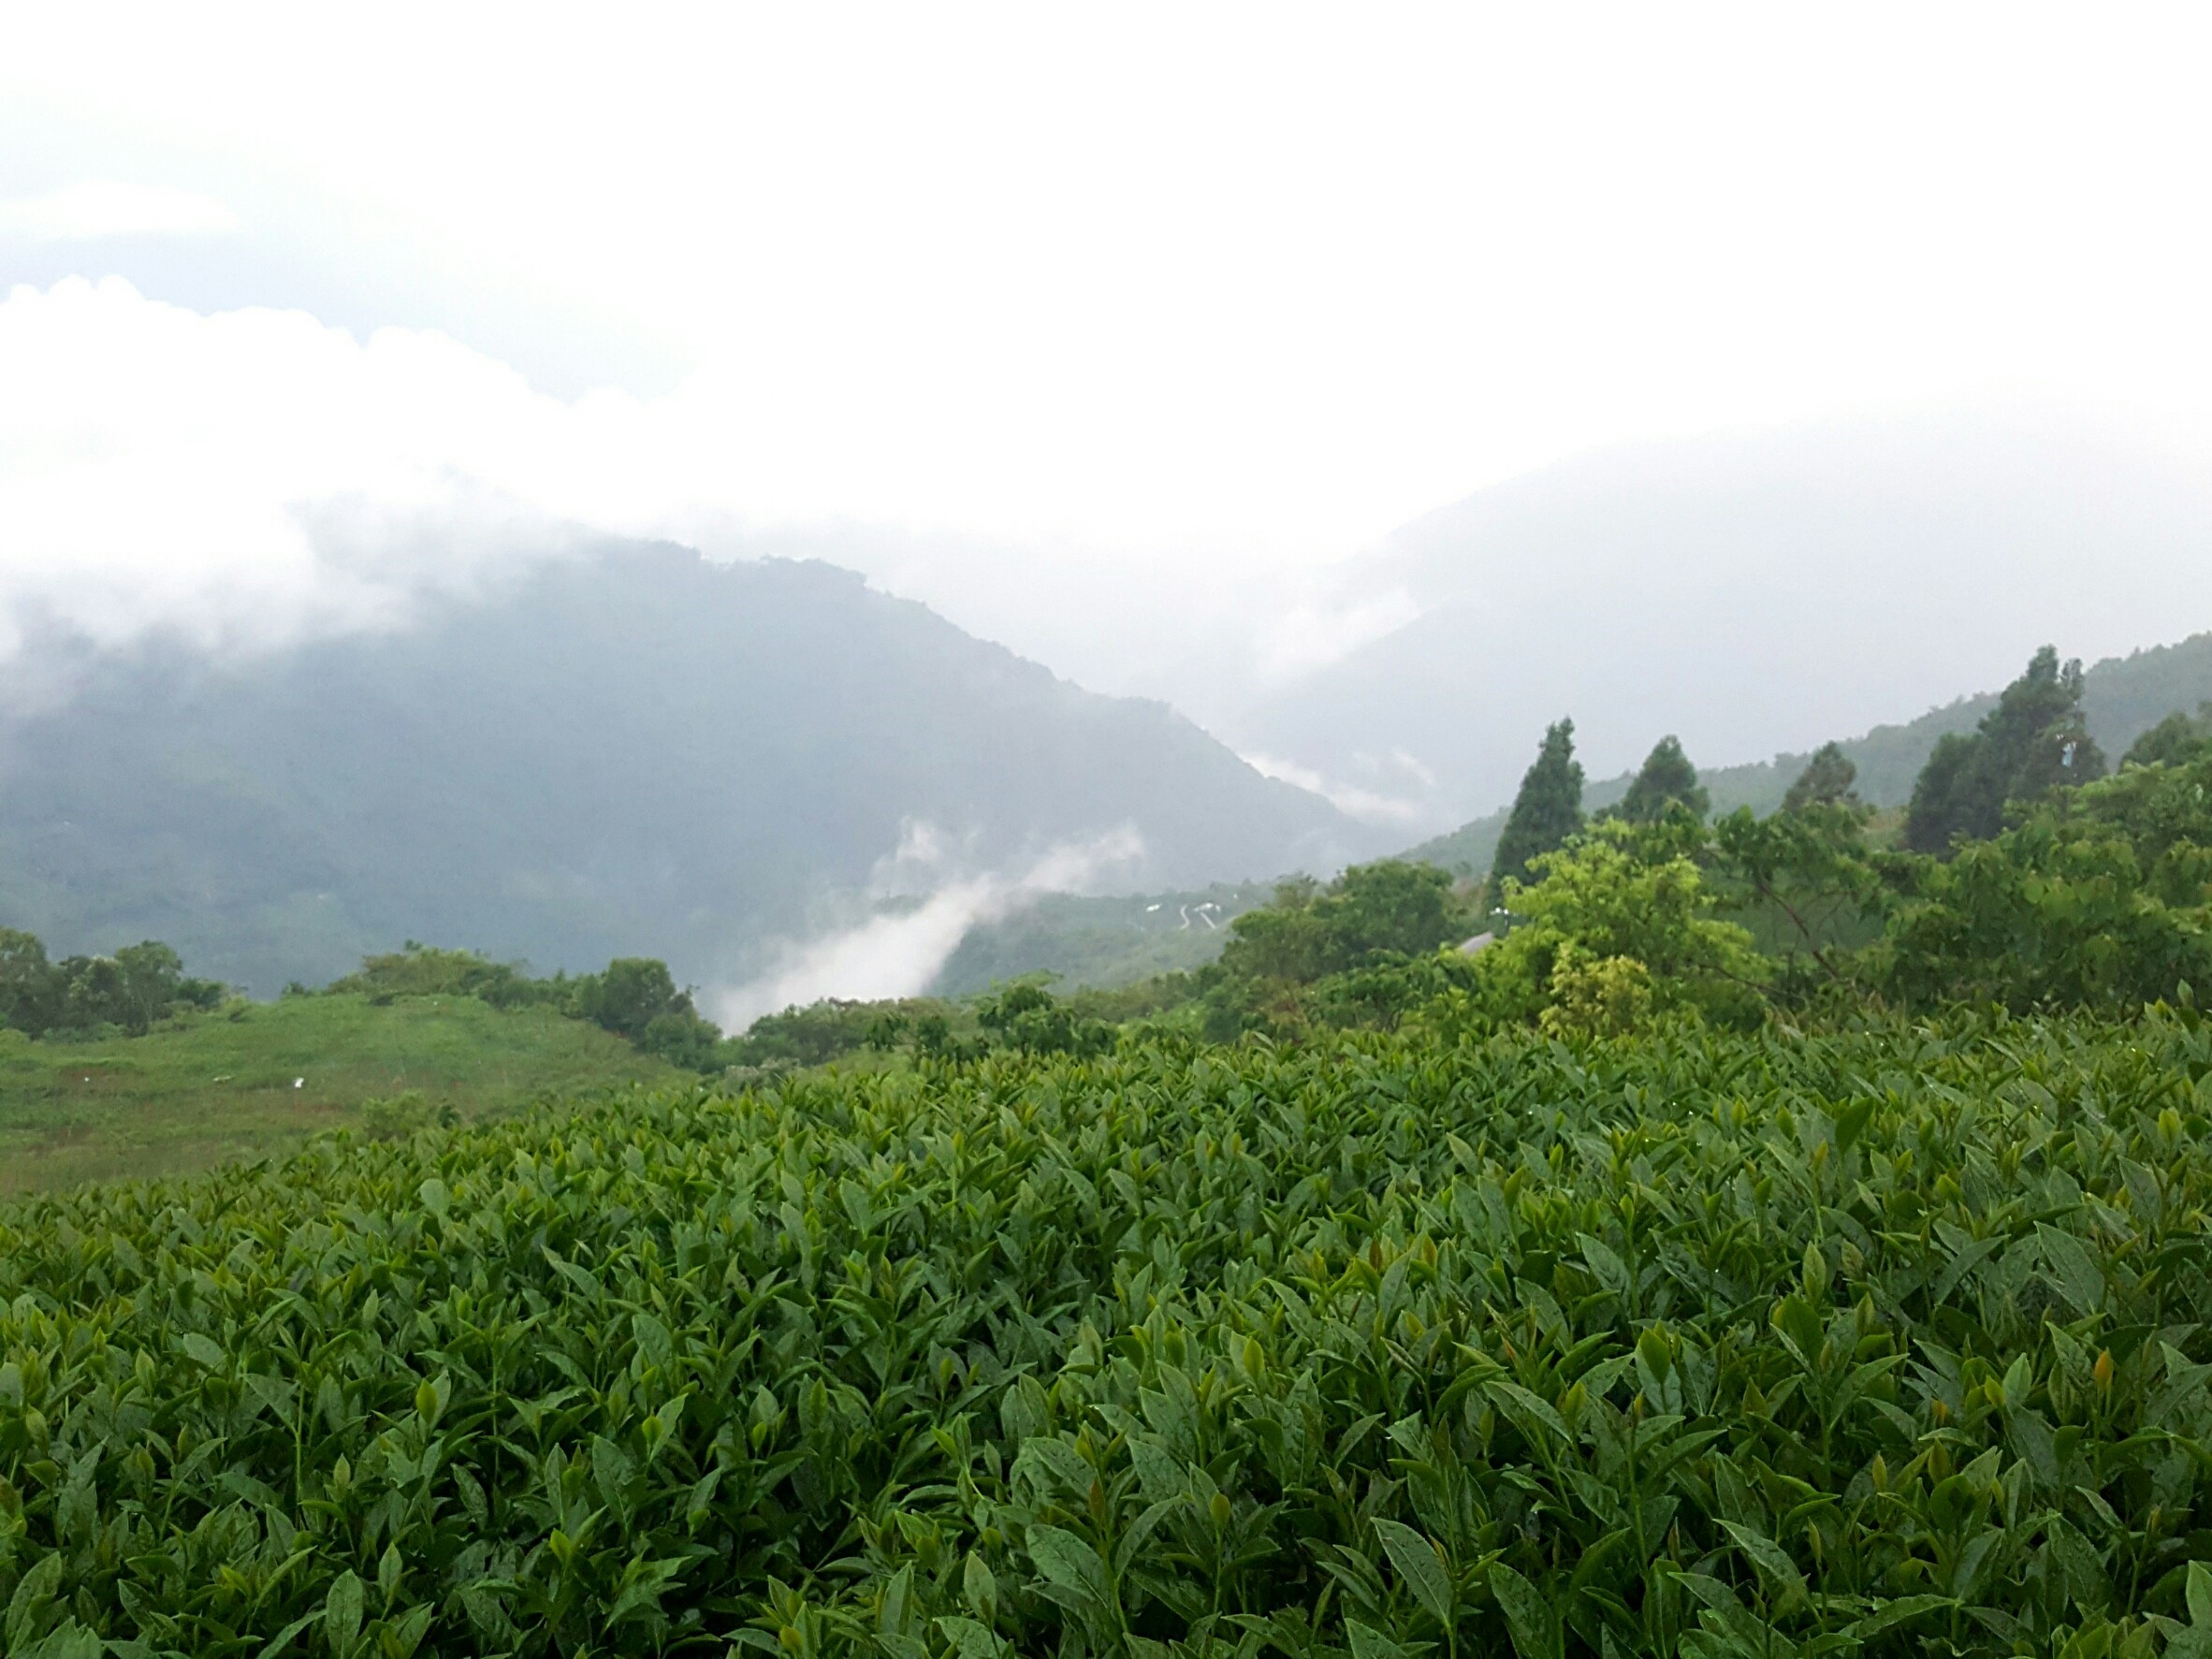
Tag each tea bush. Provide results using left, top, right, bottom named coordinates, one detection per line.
left=3, top=1013, right=2212, bottom=1656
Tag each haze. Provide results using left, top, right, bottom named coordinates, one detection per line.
left=6, top=3, right=2212, bottom=790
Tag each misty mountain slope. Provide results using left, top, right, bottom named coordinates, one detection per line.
left=1404, top=629, right=2212, bottom=875
left=1238, top=413, right=2212, bottom=828
left=0, top=546, right=1370, bottom=994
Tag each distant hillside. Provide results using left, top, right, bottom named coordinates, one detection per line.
left=0, top=545, right=1371, bottom=994
left=930, top=882, right=1273, bottom=996
left=1236, top=413, right=2212, bottom=828
left=1406, top=630, right=2212, bottom=874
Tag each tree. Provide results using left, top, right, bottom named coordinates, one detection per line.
left=0, top=929, right=222, bottom=1036
left=1323, top=860, right=1468, bottom=959
left=575, top=956, right=692, bottom=1041
left=1904, top=732, right=1976, bottom=852
left=1618, top=735, right=1710, bottom=823
left=1904, top=646, right=2106, bottom=853
left=1472, top=821, right=1768, bottom=1032
left=1882, top=746, right=2212, bottom=1011
left=1782, top=742, right=1859, bottom=812
left=324, top=942, right=552, bottom=1009
left=107, top=941, right=222, bottom=1033
left=0, top=927, right=60, bottom=1036
left=1492, top=719, right=1586, bottom=892
left=1711, top=803, right=1885, bottom=987
left=1215, top=861, right=1470, bottom=986
left=1879, top=822, right=2208, bottom=1011
left=976, top=981, right=1112, bottom=1056
left=2123, top=705, right=2212, bottom=770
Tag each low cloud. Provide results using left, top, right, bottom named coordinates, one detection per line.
left=709, top=825, right=1143, bottom=1031
left=1252, top=588, right=1422, bottom=683
left=1239, top=751, right=1425, bottom=825
left=0, top=278, right=1404, bottom=722
left=0, top=182, right=240, bottom=242
left=0, top=279, right=619, bottom=667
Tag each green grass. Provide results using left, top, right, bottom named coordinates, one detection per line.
left=0, top=993, right=685, bottom=1191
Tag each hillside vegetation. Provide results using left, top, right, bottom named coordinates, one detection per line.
left=930, top=886, right=1274, bottom=997
left=1408, top=631, right=2212, bottom=880
left=0, top=545, right=1366, bottom=996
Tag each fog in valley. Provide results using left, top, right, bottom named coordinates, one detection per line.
left=7, top=4, right=2212, bottom=995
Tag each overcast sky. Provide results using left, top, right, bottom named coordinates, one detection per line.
left=6, top=4, right=2212, bottom=715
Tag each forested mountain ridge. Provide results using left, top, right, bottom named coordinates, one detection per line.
left=1405, top=628, right=2212, bottom=874
left=0, top=544, right=1372, bottom=994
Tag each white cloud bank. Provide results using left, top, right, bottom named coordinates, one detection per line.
left=710, top=826, right=1143, bottom=1031
left=0, top=182, right=240, bottom=242
left=0, top=279, right=598, bottom=661
left=12, top=7, right=2212, bottom=718
left=0, top=279, right=1391, bottom=705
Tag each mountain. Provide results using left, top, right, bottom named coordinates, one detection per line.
left=929, top=881, right=1272, bottom=997
left=0, top=544, right=1372, bottom=994
left=1234, top=412, right=2212, bottom=829
left=1405, top=629, right=2212, bottom=875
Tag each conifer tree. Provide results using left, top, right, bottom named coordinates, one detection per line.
left=1619, top=735, right=1710, bottom=822
left=1492, top=719, right=1585, bottom=892
left=1904, top=646, right=2105, bottom=852
left=1782, top=741, right=1858, bottom=812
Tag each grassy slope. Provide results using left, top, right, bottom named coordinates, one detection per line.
left=0, top=993, right=685, bottom=1192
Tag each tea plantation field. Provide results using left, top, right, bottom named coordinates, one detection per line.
left=2, top=1014, right=2211, bottom=1656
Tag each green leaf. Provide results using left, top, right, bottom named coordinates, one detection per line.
left=935, top=1615, right=1008, bottom=1659
left=1026, top=1525, right=1108, bottom=1607
left=180, top=1332, right=226, bottom=1371
left=1374, top=1517, right=1454, bottom=1627
left=380, top=1602, right=433, bottom=1659
left=255, top=1608, right=325, bottom=1659
left=1487, top=1378, right=1573, bottom=1445
left=963, top=1551, right=997, bottom=1623
left=1851, top=1594, right=1954, bottom=1639
left=1719, top=1519, right=1807, bottom=1607
left=2038, top=1225, right=2105, bottom=1314
left=1833, top=1096, right=1875, bottom=1155
left=6, top=1554, right=64, bottom=1650
left=1345, top=1621, right=1409, bottom=1659
left=1491, top=1564, right=1560, bottom=1659
left=880, top=1564, right=916, bottom=1638
left=1579, top=1233, right=1632, bottom=1297
left=324, top=1572, right=364, bottom=1659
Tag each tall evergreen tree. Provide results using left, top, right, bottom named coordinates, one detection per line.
left=1782, top=741, right=1859, bottom=812
left=1492, top=719, right=1585, bottom=892
left=1619, top=735, right=1710, bottom=822
left=1904, top=646, right=2106, bottom=853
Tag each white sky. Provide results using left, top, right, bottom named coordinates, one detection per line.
left=5, top=3, right=2212, bottom=709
